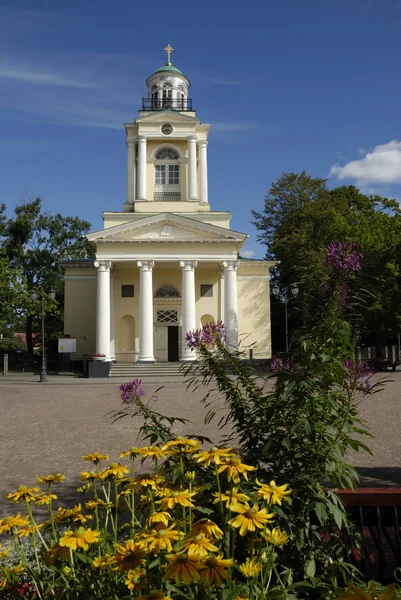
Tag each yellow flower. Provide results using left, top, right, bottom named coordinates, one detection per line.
left=228, top=503, right=275, bottom=536
left=129, top=474, right=164, bottom=493
left=164, top=552, right=202, bottom=584
left=80, top=471, right=103, bottom=482
left=262, top=527, right=289, bottom=546
left=86, top=500, right=113, bottom=511
left=180, top=533, right=219, bottom=557
left=36, top=473, right=65, bottom=484
left=53, top=504, right=92, bottom=524
left=43, top=543, right=71, bottom=565
left=157, top=488, right=197, bottom=510
left=336, top=582, right=400, bottom=600
left=0, top=562, right=25, bottom=589
left=185, top=471, right=195, bottom=481
left=238, top=557, right=262, bottom=578
left=189, top=519, right=223, bottom=540
left=217, top=457, right=256, bottom=483
left=213, top=487, right=250, bottom=510
left=120, top=447, right=142, bottom=459
left=139, top=446, right=166, bottom=461
left=198, top=553, right=236, bottom=586
left=144, top=524, right=183, bottom=555
left=6, top=485, right=40, bottom=503
left=82, top=452, right=109, bottom=464
left=0, top=545, right=10, bottom=559
left=34, top=493, right=58, bottom=506
left=91, top=554, right=115, bottom=570
left=113, top=540, right=147, bottom=572
left=255, top=480, right=291, bottom=505
left=101, top=462, right=129, bottom=479
left=195, top=446, right=235, bottom=466
left=59, top=527, right=100, bottom=551
left=0, top=514, right=30, bottom=534
left=125, top=567, right=147, bottom=591
left=145, top=511, right=170, bottom=528
left=162, top=437, right=200, bottom=455
left=16, top=522, right=46, bottom=537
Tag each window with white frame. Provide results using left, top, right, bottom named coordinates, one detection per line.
left=154, top=149, right=180, bottom=196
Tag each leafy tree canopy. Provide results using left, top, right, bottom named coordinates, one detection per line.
left=0, top=197, right=94, bottom=353
left=251, top=171, right=401, bottom=344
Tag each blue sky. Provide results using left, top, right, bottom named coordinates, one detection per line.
left=1, top=0, right=400, bottom=258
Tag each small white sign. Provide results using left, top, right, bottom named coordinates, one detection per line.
left=58, top=339, right=77, bottom=353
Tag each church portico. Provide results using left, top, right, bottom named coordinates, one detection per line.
left=93, top=256, right=240, bottom=364
left=63, top=47, right=275, bottom=374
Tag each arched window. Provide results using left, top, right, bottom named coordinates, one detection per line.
left=177, top=84, right=186, bottom=108
left=155, top=285, right=181, bottom=298
left=155, top=148, right=179, bottom=160
left=162, top=81, right=173, bottom=108
left=151, top=85, right=159, bottom=108
left=154, top=148, right=180, bottom=200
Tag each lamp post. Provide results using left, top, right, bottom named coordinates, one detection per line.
left=271, top=283, right=299, bottom=353
left=30, top=289, right=56, bottom=383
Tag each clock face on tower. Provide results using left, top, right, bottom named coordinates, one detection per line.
left=161, top=123, right=173, bottom=135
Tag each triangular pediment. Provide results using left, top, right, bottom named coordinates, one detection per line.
left=133, top=111, right=200, bottom=125
left=87, top=213, right=247, bottom=244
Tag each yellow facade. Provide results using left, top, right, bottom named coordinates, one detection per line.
left=64, top=260, right=273, bottom=361
left=63, top=54, right=275, bottom=368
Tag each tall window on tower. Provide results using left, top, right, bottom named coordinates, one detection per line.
left=162, top=82, right=173, bottom=108
left=154, top=148, right=180, bottom=201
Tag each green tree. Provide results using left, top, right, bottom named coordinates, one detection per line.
left=2, top=197, right=94, bottom=354
left=251, top=172, right=401, bottom=348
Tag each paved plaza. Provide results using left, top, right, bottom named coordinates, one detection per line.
left=0, top=372, right=400, bottom=516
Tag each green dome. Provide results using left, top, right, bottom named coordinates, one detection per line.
left=153, top=64, right=184, bottom=76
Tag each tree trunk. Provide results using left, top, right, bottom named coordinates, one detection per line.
left=26, top=314, right=34, bottom=355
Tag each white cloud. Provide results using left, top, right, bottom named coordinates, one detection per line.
left=0, top=61, right=95, bottom=88
left=330, top=141, right=401, bottom=185
left=241, top=249, right=255, bottom=258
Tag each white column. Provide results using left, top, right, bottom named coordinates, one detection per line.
left=137, top=260, right=155, bottom=363
left=219, top=266, right=225, bottom=323
left=94, top=260, right=112, bottom=360
left=223, top=260, right=240, bottom=351
left=137, top=137, right=147, bottom=200
left=198, top=141, right=208, bottom=204
left=180, top=260, right=198, bottom=361
left=126, top=138, right=136, bottom=206
left=110, top=272, right=115, bottom=360
left=187, top=136, right=197, bottom=200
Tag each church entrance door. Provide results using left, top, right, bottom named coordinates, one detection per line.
left=167, top=326, right=179, bottom=362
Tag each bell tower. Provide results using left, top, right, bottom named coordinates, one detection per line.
left=123, top=45, right=210, bottom=214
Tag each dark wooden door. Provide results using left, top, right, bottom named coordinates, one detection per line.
left=168, top=326, right=179, bottom=362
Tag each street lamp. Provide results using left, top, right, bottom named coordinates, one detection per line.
left=272, top=283, right=299, bottom=353
left=30, top=289, right=56, bottom=383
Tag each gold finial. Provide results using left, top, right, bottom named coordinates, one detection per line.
left=164, top=43, right=174, bottom=65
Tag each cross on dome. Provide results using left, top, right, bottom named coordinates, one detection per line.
left=164, top=43, right=174, bottom=65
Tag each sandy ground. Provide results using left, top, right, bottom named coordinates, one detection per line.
left=0, top=371, right=400, bottom=516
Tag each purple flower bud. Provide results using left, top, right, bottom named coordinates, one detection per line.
left=343, top=360, right=373, bottom=392
left=119, top=379, right=147, bottom=405
left=325, top=241, right=361, bottom=274
left=185, top=320, right=227, bottom=350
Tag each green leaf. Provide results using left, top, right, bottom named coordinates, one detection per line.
left=314, top=501, right=327, bottom=525
left=193, top=505, right=214, bottom=515
left=305, top=557, right=316, bottom=579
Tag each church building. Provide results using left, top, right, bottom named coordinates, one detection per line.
left=63, top=46, right=275, bottom=369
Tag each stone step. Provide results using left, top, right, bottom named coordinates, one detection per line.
left=108, top=362, right=193, bottom=378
